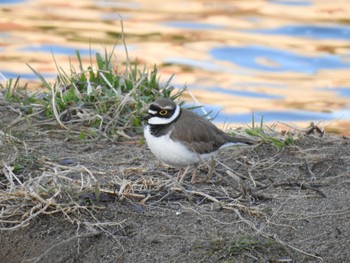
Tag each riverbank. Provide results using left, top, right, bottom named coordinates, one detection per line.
left=1, top=103, right=349, bottom=262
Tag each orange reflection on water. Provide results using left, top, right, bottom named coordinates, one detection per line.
left=0, top=0, right=349, bottom=134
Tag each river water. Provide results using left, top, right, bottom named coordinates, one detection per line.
left=1, top=0, right=349, bottom=134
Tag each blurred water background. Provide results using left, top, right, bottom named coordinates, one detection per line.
left=0, top=0, right=349, bottom=134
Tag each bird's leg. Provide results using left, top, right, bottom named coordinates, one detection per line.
left=205, top=157, right=216, bottom=181
left=190, top=157, right=216, bottom=184
left=177, top=165, right=190, bottom=183
left=175, top=168, right=183, bottom=181
left=190, top=168, right=198, bottom=184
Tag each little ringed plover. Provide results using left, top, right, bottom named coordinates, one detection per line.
left=144, top=98, right=254, bottom=169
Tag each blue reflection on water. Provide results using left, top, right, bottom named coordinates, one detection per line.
left=319, top=87, right=350, bottom=98
left=210, top=45, right=350, bottom=74
left=212, top=108, right=348, bottom=123
left=0, top=0, right=26, bottom=4
left=332, top=88, right=350, bottom=98
left=206, top=87, right=284, bottom=99
left=250, top=25, right=350, bottom=40
left=1, top=71, right=56, bottom=80
left=268, top=0, right=312, bottom=6
left=220, top=110, right=333, bottom=123
left=164, top=21, right=223, bottom=30
left=188, top=103, right=350, bottom=123
left=164, top=57, right=238, bottom=73
left=0, top=33, right=9, bottom=39
left=20, top=44, right=94, bottom=56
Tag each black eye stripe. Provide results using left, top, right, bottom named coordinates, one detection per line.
left=149, top=104, right=176, bottom=118
left=150, top=104, right=174, bottom=110
left=149, top=104, right=161, bottom=111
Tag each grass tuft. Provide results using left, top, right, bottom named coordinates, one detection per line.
left=206, top=235, right=277, bottom=261
left=228, top=235, right=273, bottom=256
left=245, top=114, right=295, bottom=147
left=1, top=46, right=185, bottom=139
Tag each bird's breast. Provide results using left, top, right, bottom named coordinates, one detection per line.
left=144, top=125, right=211, bottom=167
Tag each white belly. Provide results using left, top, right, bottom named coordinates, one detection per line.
left=144, top=125, right=215, bottom=167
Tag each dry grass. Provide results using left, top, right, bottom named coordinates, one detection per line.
left=2, top=119, right=343, bottom=262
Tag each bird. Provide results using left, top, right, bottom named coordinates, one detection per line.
left=144, top=98, right=255, bottom=181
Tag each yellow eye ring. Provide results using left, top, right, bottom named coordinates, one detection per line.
left=159, top=109, right=168, bottom=116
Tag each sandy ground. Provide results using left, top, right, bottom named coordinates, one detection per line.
left=1, top=105, right=350, bottom=263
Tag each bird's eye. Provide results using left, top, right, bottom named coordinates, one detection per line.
left=159, top=109, right=168, bottom=116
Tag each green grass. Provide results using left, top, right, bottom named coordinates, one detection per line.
left=0, top=46, right=185, bottom=140
left=228, top=235, right=273, bottom=256
left=1, top=76, right=38, bottom=108
left=206, top=235, right=275, bottom=260
left=245, top=114, right=295, bottom=147
left=0, top=42, right=295, bottom=146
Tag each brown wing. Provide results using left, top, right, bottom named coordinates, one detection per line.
left=170, top=109, right=252, bottom=154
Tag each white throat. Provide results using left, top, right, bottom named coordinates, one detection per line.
left=148, top=105, right=181, bottom=125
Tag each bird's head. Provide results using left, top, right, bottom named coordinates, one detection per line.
left=146, top=98, right=180, bottom=125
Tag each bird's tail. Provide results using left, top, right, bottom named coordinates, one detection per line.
left=225, top=133, right=257, bottom=145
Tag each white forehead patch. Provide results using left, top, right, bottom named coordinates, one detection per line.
left=148, top=105, right=181, bottom=125
left=163, top=105, right=175, bottom=110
